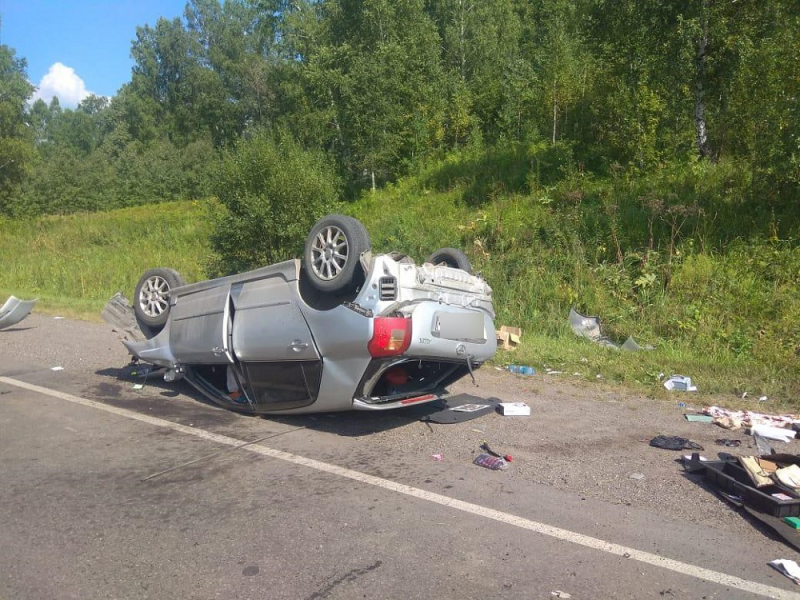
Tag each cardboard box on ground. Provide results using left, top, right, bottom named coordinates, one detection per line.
left=496, top=326, right=522, bottom=351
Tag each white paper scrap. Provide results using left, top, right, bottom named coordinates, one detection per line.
left=51, top=366, right=63, bottom=371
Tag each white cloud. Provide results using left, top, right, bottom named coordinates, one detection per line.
left=31, top=62, right=93, bottom=108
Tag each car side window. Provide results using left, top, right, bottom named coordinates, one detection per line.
left=242, top=361, right=322, bottom=409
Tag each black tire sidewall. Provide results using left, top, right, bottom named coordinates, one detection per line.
left=426, top=248, right=473, bottom=274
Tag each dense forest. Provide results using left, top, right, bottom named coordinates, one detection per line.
left=1, top=0, right=798, bottom=220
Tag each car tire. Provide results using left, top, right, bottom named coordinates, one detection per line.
left=304, top=215, right=371, bottom=293
left=426, top=248, right=473, bottom=274
left=133, top=268, right=186, bottom=338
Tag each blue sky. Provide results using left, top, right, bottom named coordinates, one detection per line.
left=1, top=0, right=188, bottom=107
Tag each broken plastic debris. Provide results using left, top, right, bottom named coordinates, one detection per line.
left=750, top=424, right=796, bottom=443
left=0, top=296, right=37, bottom=330
left=551, top=592, right=572, bottom=599
left=769, top=559, right=800, bottom=585
left=754, top=432, right=774, bottom=455
left=431, top=453, right=444, bottom=461
left=759, top=396, right=769, bottom=402
left=132, top=383, right=144, bottom=390
left=568, top=308, right=653, bottom=351
left=663, top=375, right=697, bottom=392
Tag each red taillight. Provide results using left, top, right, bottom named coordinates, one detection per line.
left=368, top=317, right=412, bottom=357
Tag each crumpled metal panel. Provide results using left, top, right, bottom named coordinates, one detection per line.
left=0, top=296, right=37, bottom=330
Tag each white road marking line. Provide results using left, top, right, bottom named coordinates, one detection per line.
left=2, top=375, right=797, bottom=600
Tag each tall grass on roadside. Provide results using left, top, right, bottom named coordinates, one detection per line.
left=0, top=200, right=214, bottom=316
left=352, top=149, right=800, bottom=401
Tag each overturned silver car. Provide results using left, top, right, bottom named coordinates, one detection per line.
left=123, top=215, right=496, bottom=414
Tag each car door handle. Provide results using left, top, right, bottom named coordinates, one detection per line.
left=289, top=340, right=309, bottom=352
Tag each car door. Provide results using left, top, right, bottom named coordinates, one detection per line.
left=169, top=283, right=234, bottom=365
left=231, top=275, right=322, bottom=410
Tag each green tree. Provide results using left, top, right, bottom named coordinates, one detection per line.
left=210, top=130, right=341, bottom=274
left=0, top=43, right=35, bottom=211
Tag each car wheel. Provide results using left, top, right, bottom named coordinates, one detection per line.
left=426, top=248, right=473, bottom=274
left=304, top=215, right=371, bottom=293
left=133, top=268, right=186, bottom=337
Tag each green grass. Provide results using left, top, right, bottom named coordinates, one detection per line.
left=351, top=152, right=800, bottom=403
left=0, top=200, right=215, bottom=317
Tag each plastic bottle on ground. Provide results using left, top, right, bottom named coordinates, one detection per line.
left=506, top=365, right=535, bottom=375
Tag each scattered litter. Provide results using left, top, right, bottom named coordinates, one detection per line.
left=769, top=559, right=800, bottom=585
left=419, top=394, right=500, bottom=424
left=50, top=366, right=63, bottom=371
left=663, top=375, right=697, bottom=392
left=568, top=307, right=653, bottom=351
left=629, top=472, right=645, bottom=480
left=715, top=438, right=741, bottom=447
left=595, top=374, right=603, bottom=379
left=480, top=441, right=512, bottom=462
left=0, top=296, right=38, bottom=330
left=759, top=396, right=769, bottom=402
left=546, top=370, right=564, bottom=375
left=431, top=453, right=444, bottom=461
left=551, top=592, right=572, bottom=599
left=496, top=325, right=522, bottom=351
left=452, top=404, right=491, bottom=412
left=497, top=402, right=530, bottom=416
left=685, top=414, right=713, bottom=423
left=738, top=456, right=772, bottom=487
left=755, top=432, right=774, bottom=455
left=741, top=392, right=748, bottom=399
left=683, top=454, right=709, bottom=462
left=774, top=465, right=800, bottom=494
left=677, top=401, right=686, bottom=408
left=473, top=452, right=508, bottom=470
left=53, top=316, right=65, bottom=320
left=749, top=425, right=796, bottom=443
left=132, top=383, right=144, bottom=390
left=506, top=365, right=535, bottom=375
left=703, top=406, right=798, bottom=429
left=649, top=435, right=703, bottom=451
left=470, top=424, right=487, bottom=434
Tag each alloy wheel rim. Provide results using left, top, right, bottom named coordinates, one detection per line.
left=139, top=275, right=170, bottom=317
left=311, top=225, right=349, bottom=281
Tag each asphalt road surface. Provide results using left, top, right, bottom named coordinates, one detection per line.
left=1, top=314, right=799, bottom=600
